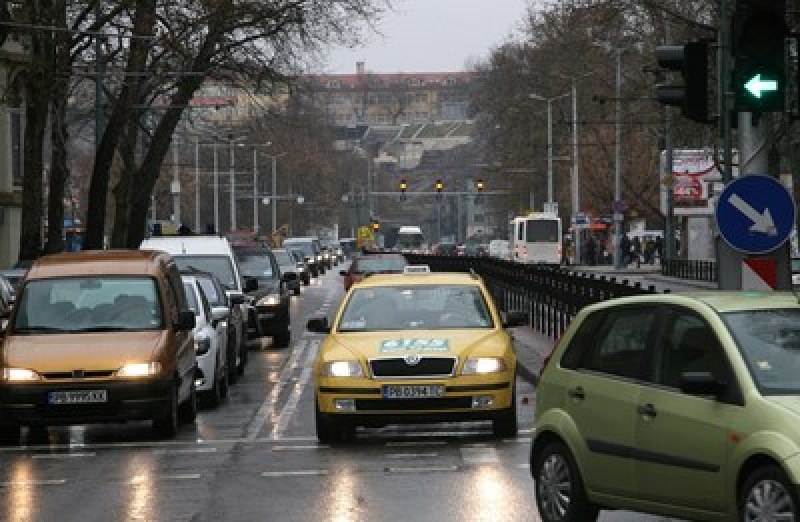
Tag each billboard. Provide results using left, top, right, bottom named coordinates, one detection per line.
left=660, top=149, right=738, bottom=216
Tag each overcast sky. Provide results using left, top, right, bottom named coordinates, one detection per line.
left=319, top=0, right=533, bottom=74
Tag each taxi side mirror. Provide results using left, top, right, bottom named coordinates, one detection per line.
left=503, top=311, right=528, bottom=328
left=306, top=317, right=330, bottom=334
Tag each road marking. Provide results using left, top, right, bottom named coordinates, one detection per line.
left=245, top=339, right=308, bottom=441
left=385, top=466, right=459, bottom=474
left=130, top=473, right=202, bottom=484
left=0, top=479, right=67, bottom=486
left=31, top=452, right=96, bottom=459
left=460, top=447, right=499, bottom=465
left=386, top=452, right=439, bottom=459
left=261, top=470, right=328, bottom=477
left=271, top=339, right=320, bottom=439
left=272, top=445, right=329, bottom=451
left=153, top=447, right=218, bottom=455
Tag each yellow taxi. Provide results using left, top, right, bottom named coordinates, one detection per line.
left=307, top=266, right=525, bottom=442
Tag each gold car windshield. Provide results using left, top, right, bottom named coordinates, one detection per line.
left=337, top=284, right=493, bottom=332
left=13, top=277, right=163, bottom=334
left=724, top=309, right=800, bottom=394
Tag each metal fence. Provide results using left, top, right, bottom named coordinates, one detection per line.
left=405, top=254, right=663, bottom=339
left=661, top=258, right=717, bottom=283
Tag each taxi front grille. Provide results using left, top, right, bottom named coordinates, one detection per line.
left=355, top=397, right=472, bottom=411
left=369, top=357, right=456, bottom=378
left=42, top=371, right=115, bottom=380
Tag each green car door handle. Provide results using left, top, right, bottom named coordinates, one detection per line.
left=637, top=403, right=657, bottom=417
left=568, top=387, right=585, bottom=400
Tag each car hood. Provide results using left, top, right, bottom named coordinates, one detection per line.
left=2, top=330, right=166, bottom=372
left=326, top=329, right=505, bottom=360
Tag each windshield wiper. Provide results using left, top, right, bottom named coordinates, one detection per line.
left=68, top=326, right=140, bottom=333
left=13, top=326, right=70, bottom=334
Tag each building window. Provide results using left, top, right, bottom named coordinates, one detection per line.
left=326, top=80, right=340, bottom=89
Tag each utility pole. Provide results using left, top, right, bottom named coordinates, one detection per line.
left=271, top=154, right=277, bottom=235
left=253, top=148, right=259, bottom=234
left=172, top=141, right=180, bottom=225
left=195, top=139, right=200, bottom=231
left=213, top=142, right=219, bottom=233
left=570, top=78, right=581, bottom=265
left=664, top=18, right=676, bottom=261
left=546, top=99, right=553, bottom=204
left=229, top=136, right=236, bottom=231
left=94, top=2, right=105, bottom=147
left=613, top=48, right=624, bottom=270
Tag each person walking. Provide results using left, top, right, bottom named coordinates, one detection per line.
left=620, top=234, right=631, bottom=266
left=585, top=235, right=597, bottom=266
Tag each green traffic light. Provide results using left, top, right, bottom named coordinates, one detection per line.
left=744, top=73, right=779, bottom=98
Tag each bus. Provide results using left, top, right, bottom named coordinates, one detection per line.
left=396, top=226, right=426, bottom=253
left=509, top=212, right=562, bottom=264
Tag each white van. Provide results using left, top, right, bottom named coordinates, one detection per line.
left=139, top=236, right=255, bottom=377
left=396, top=226, right=425, bottom=253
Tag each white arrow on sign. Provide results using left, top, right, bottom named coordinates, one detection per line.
left=728, top=193, right=777, bottom=236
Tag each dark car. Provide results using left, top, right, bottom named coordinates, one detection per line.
left=339, top=253, right=408, bottom=291
left=288, top=249, right=311, bottom=286
left=283, top=237, right=325, bottom=277
left=232, top=245, right=294, bottom=348
left=273, top=248, right=302, bottom=296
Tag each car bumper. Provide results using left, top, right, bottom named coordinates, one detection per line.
left=0, top=378, right=172, bottom=426
left=316, top=376, right=514, bottom=422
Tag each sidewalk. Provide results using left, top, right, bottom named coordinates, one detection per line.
left=510, top=326, right=557, bottom=386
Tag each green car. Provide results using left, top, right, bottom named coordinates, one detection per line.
left=531, top=292, right=800, bottom=522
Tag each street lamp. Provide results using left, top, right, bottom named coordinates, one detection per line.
left=529, top=91, right=570, bottom=208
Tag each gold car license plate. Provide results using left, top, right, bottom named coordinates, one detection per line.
left=48, top=390, right=108, bottom=405
left=382, top=384, right=445, bottom=400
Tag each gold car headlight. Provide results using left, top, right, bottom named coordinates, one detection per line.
left=321, top=360, right=364, bottom=378
left=116, top=362, right=162, bottom=378
left=2, top=368, right=41, bottom=382
left=462, top=357, right=507, bottom=375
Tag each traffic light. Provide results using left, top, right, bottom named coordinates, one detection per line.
left=399, top=179, right=408, bottom=192
left=732, top=0, right=786, bottom=112
left=435, top=179, right=444, bottom=201
left=372, top=221, right=380, bottom=232
left=655, top=41, right=710, bottom=123
left=476, top=179, right=484, bottom=192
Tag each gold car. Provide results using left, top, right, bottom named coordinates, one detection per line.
left=307, top=268, right=525, bottom=442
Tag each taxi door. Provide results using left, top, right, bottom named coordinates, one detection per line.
left=634, top=309, right=736, bottom=513
left=561, top=306, right=660, bottom=498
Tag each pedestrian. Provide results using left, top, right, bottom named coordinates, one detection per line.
left=620, top=234, right=631, bottom=266
left=585, top=236, right=596, bottom=266
left=654, top=235, right=664, bottom=262
left=644, top=239, right=655, bottom=265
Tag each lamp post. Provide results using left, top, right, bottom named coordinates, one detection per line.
left=228, top=136, right=236, bottom=231
left=529, top=92, right=570, bottom=206
left=260, top=150, right=287, bottom=234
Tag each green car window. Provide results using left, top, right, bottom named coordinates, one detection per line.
left=578, top=307, right=657, bottom=380
left=656, top=312, right=728, bottom=389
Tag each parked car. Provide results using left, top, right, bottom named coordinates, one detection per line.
left=232, top=245, right=293, bottom=348
left=181, top=273, right=229, bottom=407
left=283, top=237, right=325, bottom=277
left=272, top=248, right=302, bottom=296
left=339, top=253, right=408, bottom=291
left=139, top=235, right=252, bottom=375
left=0, top=250, right=198, bottom=441
left=531, top=291, right=800, bottom=522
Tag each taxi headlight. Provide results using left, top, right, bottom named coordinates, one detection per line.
left=116, top=362, right=162, bottom=378
left=2, top=367, right=41, bottom=382
left=462, top=357, right=507, bottom=375
left=321, top=360, right=364, bottom=378
left=257, top=294, right=282, bottom=307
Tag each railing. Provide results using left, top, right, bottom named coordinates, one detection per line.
left=661, top=258, right=717, bottom=283
left=405, top=254, right=663, bottom=339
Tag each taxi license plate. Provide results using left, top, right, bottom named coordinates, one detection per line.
left=382, top=385, right=444, bottom=400
left=48, top=390, right=108, bottom=405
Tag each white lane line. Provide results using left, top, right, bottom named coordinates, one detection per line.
left=386, top=452, right=439, bottom=459
left=384, top=441, right=448, bottom=447
left=262, top=436, right=319, bottom=442
left=271, top=339, right=320, bottom=439
left=151, top=444, right=218, bottom=454
left=245, top=339, right=308, bottom=441
left=272, top=445, right=329, bottom=451
left=460, top=447, right=499, bottom=465
left=130, top=473, right=202, bottom=484
left=0, top=479, right=67, bottom=486
left=385, top=466, right=459, bottom=474
left=31, top=452, right=96, bottom=459
left=261, top=470, right=328, bottom=477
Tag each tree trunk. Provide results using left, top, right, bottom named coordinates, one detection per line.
left=110, top=115, right=140, bottom=247
left=84, top=0, right=156, bottom=250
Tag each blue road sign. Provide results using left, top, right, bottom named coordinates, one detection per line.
left=716, top=175, right=795, bottom=255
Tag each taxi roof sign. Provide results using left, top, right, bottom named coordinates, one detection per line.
left=403, top=265, right=431, bottom=274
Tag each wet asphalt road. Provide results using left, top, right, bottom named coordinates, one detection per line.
left=0, top=266, right=679, bottom=522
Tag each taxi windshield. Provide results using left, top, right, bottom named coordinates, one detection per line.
left=14, top=276, right=163, bottom=333
left=724, top=309, right=800, bottom=394
left=337, top=284, right=493, bottom=332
